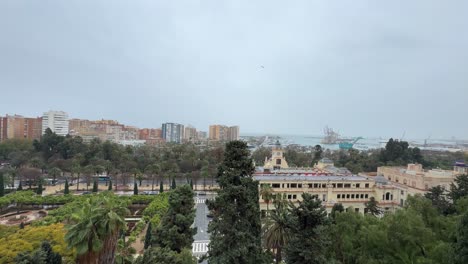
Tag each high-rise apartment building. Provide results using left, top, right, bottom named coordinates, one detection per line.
left=209, top=124, right=239, bottom=141
left=184, top=126, right=197, bottom=142
left=42, top=111, right=69, bottom=136
left=162, top=123, right=184, bottom=143
left=228, top=126, right=240, bottom=141
left=197, top=131, right=207, bottom=140
left=0, top=115, right=42, bottom=142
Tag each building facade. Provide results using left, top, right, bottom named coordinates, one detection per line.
left=0, top=115, right=42, bottom=141
left=209, top=124, right=239, bottom=141
left=42, top=111, right=69, bottom=136
left=184, top=126, right=198, bottom=142
left=162, top=123, right=184, bottom=143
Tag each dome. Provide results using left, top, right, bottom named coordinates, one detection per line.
left=374, top=175, right=388, bottom=185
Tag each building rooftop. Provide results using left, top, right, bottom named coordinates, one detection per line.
left=253, top=174, right=370, bottom=181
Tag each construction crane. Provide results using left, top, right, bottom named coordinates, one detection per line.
left=339, top=137, right=364, bottom=150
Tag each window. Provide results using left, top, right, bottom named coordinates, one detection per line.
left=298, top=184, right=302, bottom=188
left=401, top=190, right=404, bottom=195
left=293, top=195, right=297, bottom=199
left=355, top=208, right=359, bottom=213
left=287, top=194, right=292, bottom=199
left=332, top=183, right=336, bottom=188
left=337, top=183, right=343, bottom=188
left=313, top=183, right=319, bottom=188
left=276, top=159, right=281, bottom=165
left=346, top=194, right=350, bottom=199
left=322, top=194, right=326, bottom=201
left=337, top=194, right=341, bottom=199
left=308, top=184, right=313, bottom=188
left=290, top=183, right=297, bottom=188
left=356, top=184, right=360, bottom=188
left=360, top=194, right=364, bottom=199
left=365, top=194, right=369, bottom=198
left=365, top=183, right=369, bottom=188
left=351, top=194, right=355, bottom=199
left=344, top=184, right=351, bottom=188
left=272, top=183, right=280, bottom=188
left=322, top=184, right=326, bottom=188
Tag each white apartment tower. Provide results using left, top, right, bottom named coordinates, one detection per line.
left=42, top=111, right=69, bottom=136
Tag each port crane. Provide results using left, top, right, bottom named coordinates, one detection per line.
left=339, top=137, right=364, bottom=150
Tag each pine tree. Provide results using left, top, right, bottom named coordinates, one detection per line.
left=108, top=180, right=113, bottom=191
left=153, top=184, right=196, bottom=252
left=206, top=140, right=268, bottom=264
left=37, top=181, right=43, bottom=195
left=92, top=180, right=98, bottom=193
left=0, top=172, right=4, bottom=197
left=171, top=178, right=176, bottom=190
left=134, top=182, right=138, bottom=195
left=159, top=181, right=164, bottom=193
left=365, top=197, right=382, bottom=216
left=284, top=193, right=329, bottom=264
left=64, top=179, right=70, bottom=195
left=144, top=222, right=152, bottom=249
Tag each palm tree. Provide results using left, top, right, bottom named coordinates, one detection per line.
left=65, top=195, right=129, bottom=264
left=83, top=165, right=95, bottom=191
left=72, top=165, right=81, bottom=191
left=260, top=185, right=274, bottom=214
left=145, top=164, right=160, bottom=191
left=48, top=167, right=62, bottom=185
left=263, top=199, right=290, bottom=264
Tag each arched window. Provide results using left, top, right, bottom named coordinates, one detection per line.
left=385, top=192, right=391, bottom=200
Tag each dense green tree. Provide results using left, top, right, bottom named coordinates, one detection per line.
left=64, top=179, right=70, bottom=195
left=365, top=197, right=382, bottom=216
left=134, top=247, right=195, bottom=264
left=153, top=185, right=196, bottom=252
left=108, top=180, right=112, bottom=191
left=207, top=140, right=268, bottom=264
left=189, top=179, right=193, bottom=190
left=133, top=182, right=138, bottom=195
left=425, top=185, right=454, bottom=215
left=330, top=203, right=345, bottom=220
left=284, top=193, right=329, bottom=264
left=312, top=145, right=323, bottom=165
left=65, top=194, right=129, bottom=264
left=17, top=182, right=23, bottom=191
left=450, top=174, right=468, bottom=203
left=92, top=180, right=98, bottom=193
left=159, top=181, right=164, bottom=193
left=455, top=212, right=468, bottom=264
left=252, top=146, right=272, bottom=165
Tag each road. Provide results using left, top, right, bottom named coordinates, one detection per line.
left=192, top=192, right=215, bottom=263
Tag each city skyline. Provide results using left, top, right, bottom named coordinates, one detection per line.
left=1, top=1, right=468, bottom=139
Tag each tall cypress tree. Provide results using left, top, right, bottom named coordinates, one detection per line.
left=0, top=172, right=4, bottom=197
left=64, top=179, right=70, bottom=195
left=92, top=180, right=98, bottom=193
left=108, top=180, right=113, bottom=191
left=171, top=178, right=176, bottom=190
left=144, top=222, right=152, bottom=249
left=190, top=179, right=193, bottom=190
left=153, top=184, right=196, bottom=252
left=37, top=181, right=43, bottom=195
left=17, top=182, right=23, bottom=191
left=159, top=181, right=164, bottom=193
left=206, top=140, right=268, bottom=264
left=134, top=182, right=138, bottom=195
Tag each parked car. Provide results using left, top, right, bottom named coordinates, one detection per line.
left=141, top=191, right=158, bottom=195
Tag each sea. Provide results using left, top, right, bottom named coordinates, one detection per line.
left=241, top=133, right=464, bottom=152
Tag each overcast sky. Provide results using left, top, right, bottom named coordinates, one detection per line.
left=0, top=1, right=467, bottom=139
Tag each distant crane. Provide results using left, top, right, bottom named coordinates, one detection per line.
left=339, top=137, right=364, bottom=150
